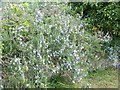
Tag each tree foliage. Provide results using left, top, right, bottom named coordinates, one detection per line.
left=69, top=2, right=120, bottom=37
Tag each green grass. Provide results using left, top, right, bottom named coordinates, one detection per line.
left=73, top=67, right=118, bottom=88
left=49, top=67, right=118, bottom=88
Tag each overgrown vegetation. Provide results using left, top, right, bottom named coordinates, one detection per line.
left=1, top=2, right=119, bottom=88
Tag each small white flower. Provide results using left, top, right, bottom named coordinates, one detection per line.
left=34, top=67, right=37, bottom=70
left=74, top=76, right=76, bottom=79
left=72, top=80, right=75, bottom=83
left=36, top=64, right=38, bottom=67
left=35, top=80, right=38, bottom=83
left=22, top=44, right=25, bottom=47
left=35, top=76, right=39, bottom=79
left=49, top=25, right=52, bottom=28
left=52, top=69, right=56, bottom=73
left=33, top=49, right=36, bottom=53
left=37, top=10, right=41, bottom=14
left=56, top=66, right=60, bottom=70
left=14, top=58, right=20, bottom=63
left=77, top=71, right=80, bottom=75
left=38, top=53, right=42, bottom=59
left=95, top=55, right=98, bottom=58
left=26, top=84, right=30, bottom=87
left=13, top=62, right=15, bottom=65
left=17, top=26, right=23, bottom=30
left=80, top=23, right=83, bottom=27
left=0, top=85, right=3, bottom=88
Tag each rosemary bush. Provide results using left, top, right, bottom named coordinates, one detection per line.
left=2, top=2, right=106, bottom=88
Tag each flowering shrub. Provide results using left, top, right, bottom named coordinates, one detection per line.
left=2, top=2, right=106, bottom=88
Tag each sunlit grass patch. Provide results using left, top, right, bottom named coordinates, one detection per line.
left=73, top=67, right=118, bottom=88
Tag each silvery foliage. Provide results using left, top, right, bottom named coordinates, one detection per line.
left=106, top=46, right=120, bottom=67
left=98, top=31, right=120, bottom=68
left=2, top=2, right=106, bottom=87
left=33, top=3, right=105, bottom=83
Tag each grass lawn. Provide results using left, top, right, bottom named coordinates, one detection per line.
left=49, top=67, right=118, bottom=88
left=73, top=67, right=118, bottom=88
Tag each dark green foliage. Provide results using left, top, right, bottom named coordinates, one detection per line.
left=69, top=2, right=120, bottom=37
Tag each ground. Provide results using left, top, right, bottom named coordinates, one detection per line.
left=72, top=67, right=118, bottom=88
left=49, top=67, right=118, bottom=88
